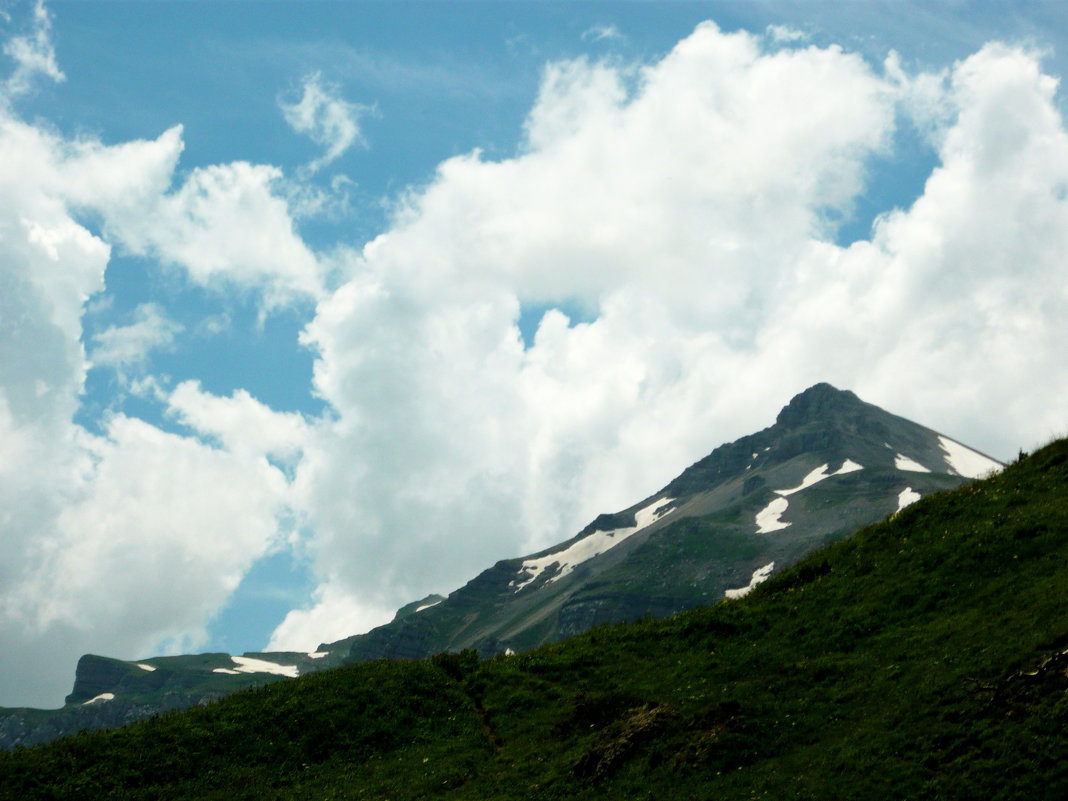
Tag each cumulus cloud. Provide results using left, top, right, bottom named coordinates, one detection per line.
left=276, top=24, right=1068, bottom=650
left=0, top=29, right=309, bottom=704
left=11, top=118, right=324, bottom=305
left=3, top=10, right=1068, bottom=707
left=2, top=413, right=293, bottom=703
left=2, top=0, right=63, bottom=98
left=765, top=24, right=808, bottom=44
left=167, top=380, right=311, bottom=469
left=279, top=72, right=371, bottom=174
left=98, top=152, right=324, bottom=303
left=266, top=581, right=394, bottom=652
left=0, top=117, right=151, bottom=703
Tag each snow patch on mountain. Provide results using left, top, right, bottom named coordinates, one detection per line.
left=754, top=459, right=863, bottom=533
left=755, top=496, right=791, bottom=533
left=415, top=600, right=442, bottom=613
left=136, top=663, right=156, bottom=672
left=939, top=436, right=1001, bottom=478
left=83, top=693, right=114, bottom=705
left=212, top=656, right=299, bottom=678
left=897, top=487, right=921, bottom=511
left=725, top=562, right=775, bottom=599
left=895, top=454, right=931, bottom=473
left=776, top=465, right=831, bottom=496
left=306, top=651, right=329, bottom=659
left=776, top=460, right=863, bottom=496
left=512, top=497, right=676, bottom=592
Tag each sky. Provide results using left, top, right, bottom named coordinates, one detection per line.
left=1, top=0, right=1067, bottom=708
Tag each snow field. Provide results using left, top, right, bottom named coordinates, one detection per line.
left=755, top=497, right=791, bottom=533
left=776, top=460, right=863, bottom=497
left=895, top=454, right=931, bottom=473
left=512, top=497, right=676, bottom=592
left=754, top=459, right=864, bottom=533
left=938, top=436, right=1001, bottom=478
left=896, top=487, right=921, bottom=511
left=212, top=656, right=299, bottom=678
left=725, top=562, right=775, bottom=599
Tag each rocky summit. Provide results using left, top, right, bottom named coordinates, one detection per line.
left=0, top=383, right=1001, bottom=749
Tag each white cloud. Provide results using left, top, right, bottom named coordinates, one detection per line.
left=168, top=380, right=311, bottom=469
left=2, top=413, right=292, bottom=702
left=2, top=11, right=1068, bottom=707
left=274, top=24, right=1068, bottom=652
left=266, top=582, right=393, bottom=652
left=0, top=72, right=305, bottom=706
left=765, top=24, right=807, bottom=44
left=280, top=172, right=357, bottom=221
left=0, top=117, right=132, bottom=702
left=0, top=115, right=322, bottom=307
left=90, top=303, right=183, bottom=370
left=62, top=125, right=184, bottom=214
left=2, top=0, right=63, bottom=98
left=101, top=156, right=324, bottom=304
left=281, top=22, right=897, bottom=639
left=279, top=72, right=371, bottom=174
left=9, top=414, right=289, bottom=637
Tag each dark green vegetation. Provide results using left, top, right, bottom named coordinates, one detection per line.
left=0, top=651, right=349, bottom=750
left=3, top=438, right=1066, bottom=800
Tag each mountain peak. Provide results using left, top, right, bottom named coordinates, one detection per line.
left=1, top=383, right=1001, bottom=750
left=774, top=383, right=863, bottom=429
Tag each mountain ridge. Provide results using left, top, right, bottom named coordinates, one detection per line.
left=0, top=382, right=1002, bottom=749
left=326, top=382, right=998, bottom=665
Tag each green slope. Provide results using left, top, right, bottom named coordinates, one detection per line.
left=2, top=438, right=1066, bottom=800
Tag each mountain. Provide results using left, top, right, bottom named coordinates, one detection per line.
left=0, top=650, right=351, bottom=750
left=1, top=436, right=1063, bottom=799
left=0, top=383, right=1001, bottom=749
left=325, top=382, right=1000, bottom=662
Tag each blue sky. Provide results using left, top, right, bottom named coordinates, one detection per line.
left=2, top=1, right=1068, bottom=707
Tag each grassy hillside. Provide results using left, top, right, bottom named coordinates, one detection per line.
left=2, top=438, right=1066, bottom=800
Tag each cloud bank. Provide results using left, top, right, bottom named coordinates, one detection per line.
left=272, top=25, right=1068, bottom=648
left=0, top=23, right=310, bottom=703
left=1, top=13, right=1066, bottom=704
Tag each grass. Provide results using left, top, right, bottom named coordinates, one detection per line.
left=2, top=438, right=1067, bottom=799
